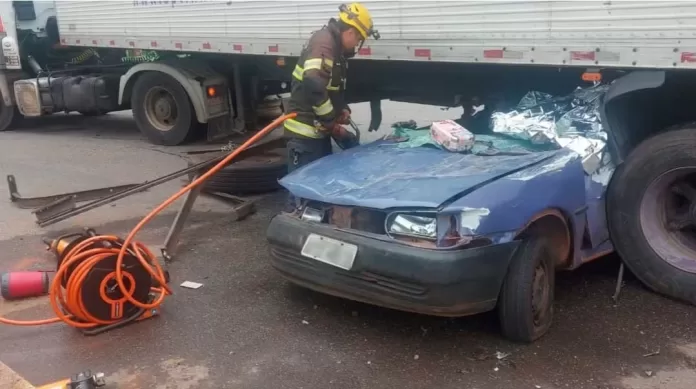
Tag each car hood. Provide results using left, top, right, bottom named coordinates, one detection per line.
left=279, top=141, right=561, bottom=209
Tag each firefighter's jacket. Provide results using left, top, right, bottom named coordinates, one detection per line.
left=284, top=18, right=350, bottom=139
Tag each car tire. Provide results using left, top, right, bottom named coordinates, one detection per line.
left=132, top=72, right=199, bottom=146
left=606, top=126, right=696, bottom=304
left=191, top=148, right=287, bottom=195
left=498, top=236, right=555, bottom=343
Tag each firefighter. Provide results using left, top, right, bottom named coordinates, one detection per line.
left=283, top=3, right=379, bottom=174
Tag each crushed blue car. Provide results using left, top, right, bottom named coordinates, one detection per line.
left=267, top=86, right=617, bottom=343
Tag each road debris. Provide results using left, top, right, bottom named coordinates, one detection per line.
left=643, top=348, right=660, bottom=357
left=180, top=281, right=203, bottom=289
left=413, top=355, right=419, bottom=360
left=496, top=351, right=511, bottom=360
left=301, top=320, right=309, bottom=325
left=645, top=370, right=653, bottom=377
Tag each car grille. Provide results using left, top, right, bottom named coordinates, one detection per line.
left=304, top=200, right=387, bottom=235
left=270, top=246, right=428, bottom=298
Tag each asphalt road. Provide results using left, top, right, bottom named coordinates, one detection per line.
left=0, top=105, right=695, bottom=389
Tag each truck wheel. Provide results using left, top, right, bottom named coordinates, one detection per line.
left=498, top=236, right=555, bottom=342
left=189, top=148, right=287, bottom=195
left=132, top=72, right=198, bottom=146
left=607, top=126, right=696, bottom=304
left=0, top=103, right=20, bottom=131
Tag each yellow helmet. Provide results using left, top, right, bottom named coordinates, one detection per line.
left=338, top=3, right=380, bottom=40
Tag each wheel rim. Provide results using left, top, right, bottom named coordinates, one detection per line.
left=531, top=262, right=551, bottom=327
left=144, top=86, right=178, bottom=132
left=639, top=167, right=696, bottom=273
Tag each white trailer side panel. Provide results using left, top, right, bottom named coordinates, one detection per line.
left=56, top=0, right=696, bottom=69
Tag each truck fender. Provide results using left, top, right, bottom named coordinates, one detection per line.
left=118, top=60, right=229, bottom=124
left=600, top=70, right=666, bottom=163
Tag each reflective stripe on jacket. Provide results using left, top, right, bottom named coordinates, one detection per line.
left=284, top=18, right=348, bottom=139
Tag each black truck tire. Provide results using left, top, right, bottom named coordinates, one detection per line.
left=0, top=103, right=20, bottom=132
left=498, top=236, right=555, bottom=343
left=606, top=126, right=696, bottom=304
left=192, top=148, right=287, bottom=195
left=132, top=72, right=199, bottom=146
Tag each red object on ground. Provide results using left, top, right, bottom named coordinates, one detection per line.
left=0, top=271, right=50, bottom=300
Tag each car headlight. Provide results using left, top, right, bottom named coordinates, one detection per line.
left=301, top=206, right=325, bottom=223
left=386, top=213, right=437, bottom=240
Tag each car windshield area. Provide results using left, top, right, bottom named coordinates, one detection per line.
left=387, top=84, right=608, bottom=168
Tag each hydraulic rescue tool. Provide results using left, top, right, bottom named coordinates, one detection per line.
left=0, top=114, right=295, bottom=333
left=329, top=118, right=362, bottom=150
left=36, top=371, right=106, bottom=389
left=348, top=118, right=362, bottom=143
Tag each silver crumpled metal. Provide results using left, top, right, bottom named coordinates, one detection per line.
left=491, top=84, right=610, bottom=175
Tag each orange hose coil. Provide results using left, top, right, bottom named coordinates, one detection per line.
left=0, top=113, right=296, bottom=327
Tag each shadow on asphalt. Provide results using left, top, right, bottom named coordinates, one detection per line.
left=276, top=250, right=695, bottom=386
left=15, top=112, right=139, bottom=133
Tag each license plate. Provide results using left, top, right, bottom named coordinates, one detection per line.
left=301, top=233, right=358, bottom=270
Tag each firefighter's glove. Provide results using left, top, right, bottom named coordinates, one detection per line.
left=331, top=124, right=359, bottom=150
left=337, top=109, right=351, bottom=125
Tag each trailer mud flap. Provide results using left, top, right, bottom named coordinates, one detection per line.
left=206, top=114, right=237, bottom=142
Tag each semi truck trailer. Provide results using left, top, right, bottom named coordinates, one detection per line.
left=1, top=1, right=696, bottom=306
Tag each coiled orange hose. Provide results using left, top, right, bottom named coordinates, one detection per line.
left=0, top=113, right=295, bottom=328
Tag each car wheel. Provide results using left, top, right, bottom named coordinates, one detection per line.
left=190, top=148, right=287, bottom=195
left=132, top=72, right=199, bottom=146
left=498, top=236, right=555, bottom=342
left=606, top=126, right=696, bottom=304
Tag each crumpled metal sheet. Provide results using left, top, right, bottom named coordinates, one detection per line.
left=491, top=84, right=610, bottom=174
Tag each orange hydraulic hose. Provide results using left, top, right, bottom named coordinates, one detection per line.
left=0, top=113, right=296, bottom=327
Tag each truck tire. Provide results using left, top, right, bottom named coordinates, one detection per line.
left=606, top=126, right=696, bottom=304
left=190, top=148, right=287, bottom=195
left=498, top=236, right=555, bottom=343
left=0, top=103, right=20, bottom=132
left=132, top=72, right=199, bottom=146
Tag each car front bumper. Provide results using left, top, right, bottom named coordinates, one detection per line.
left=267, top=214, right=520, bottom=317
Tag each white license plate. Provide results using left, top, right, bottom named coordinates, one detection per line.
left=301, top=233, right=358, bottom=270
